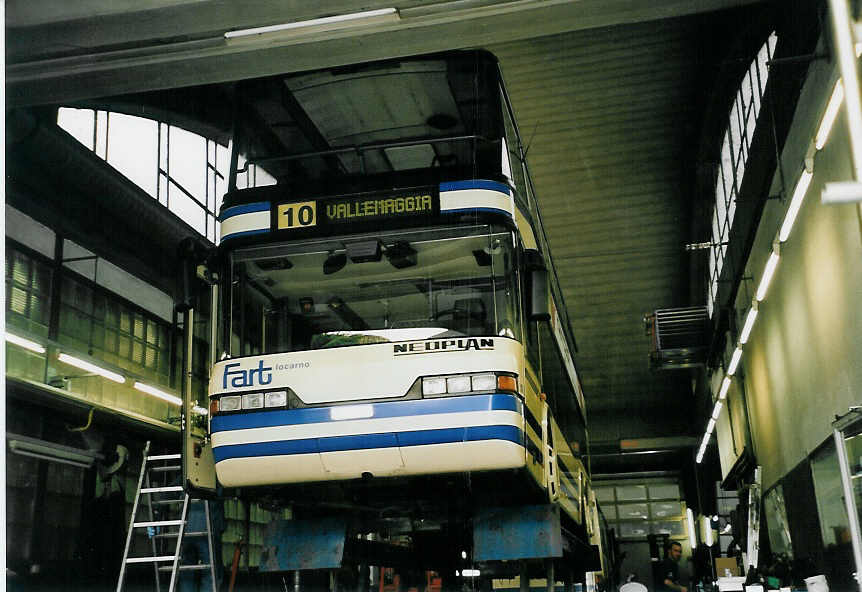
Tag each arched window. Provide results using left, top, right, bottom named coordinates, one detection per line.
left=57, top=109, right=277, bottom=244
left=707, top=32, right=778, bottom=317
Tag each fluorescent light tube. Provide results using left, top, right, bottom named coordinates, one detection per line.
left=815, top=80, right=844, bottom=150
left=6, top=332, right=46, bottom=354
left=225, top=8, right=398, bottom=39
left=712, top=400, right=723, bottom=420
left=704, top=516, right=714, bottom=546
left=134, top=381, right=182, bottom=405
left=755, top=251, right=780, bottom=301
left=696, top=442, right=706, bottom=464
left=718, top=376, right=732, bottom=400
left=739, top=306, right=758, bottom=345
left=706, top=418, right=716, bottom=434
left=687, top=508, right=697, bottom=548
left=58, top=353, right=125, bottom=383
left=727, top=346, right=743, bottom=376
left=778, top=170, right=813, bottom=242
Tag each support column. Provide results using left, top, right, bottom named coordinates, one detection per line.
left=545, top=559, right=554, bottom=592
left=520, top=561, right=530, bottom=592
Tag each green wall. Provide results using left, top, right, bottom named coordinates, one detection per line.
left=729, top=52, right=862, bottom=490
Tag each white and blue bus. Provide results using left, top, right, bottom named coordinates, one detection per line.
left=190, top=51, right=597, bottom=571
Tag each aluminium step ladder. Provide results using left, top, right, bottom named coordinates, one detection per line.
left=117, top=441, right=218, bottom=592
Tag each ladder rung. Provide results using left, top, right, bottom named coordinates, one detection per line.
left=150, top=465, right=182, bottom=472
left=134, top=520, right=184, bottom=528
left=147, top=454, right=181, bottom=461
left=153, top=532, right=180, bottom=539
left=152, top=499, right=185, bottom=505
left=159, top=564, right=211, bottom=572
left=126, top=555, right=178, bottom=564
left=141, top=486, right=184, bottom=493
left=153, top=530, right=207, bottom=539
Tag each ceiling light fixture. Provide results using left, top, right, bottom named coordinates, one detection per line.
left=58, top=353, right=125, bottom=383
left=739, top=303, right=759, bottom=345
left=778, top=170, right=814, bottom=242
left=706, top=418, right=716, bottom=434
left=6, top=332, right=46, bottom=354
left=755, top=249, right=780, bottom=302
left=8, top=433, right=101, bottom=469
left=225, top=8, right=399, bottom=39
left=703, top=516, right=714, bottom=547
left=134, top=382, right=182, bottom=405
left=718, top=376, right=732, bottom=401
left=687, top=508, right=697, bottom=548
left=815, top=80, right=845, bottom=150
left=727, top=346, right=743, bottom=376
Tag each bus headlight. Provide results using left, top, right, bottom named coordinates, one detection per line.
left=422, top=377, right=447, bottom=395
left=265, top=391, right=288, bottom=408
left=446, top=376, right=472, bottom=393
left=421, top=372, right=517, bottom=397
left=470, top=373, right=497, bottom=391
left=219, top=395, right=241, bottom=411
left=242, top=393, right=264, bottom=409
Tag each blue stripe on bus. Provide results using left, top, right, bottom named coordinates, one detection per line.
left=440, top=207, right=513, bottom=218
left=212, top=424, right=524, bottom=462
left=439, top=180, right=511, bottom=195
left=220, top=228, right=271, bottom=241
left=211, top=394, right=520, bottom=433
left=219, top=202, right=271, bottom=221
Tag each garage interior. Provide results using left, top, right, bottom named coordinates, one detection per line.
left=5, top=1, right=862, bottom=590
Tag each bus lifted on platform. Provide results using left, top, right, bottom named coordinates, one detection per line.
left=183, top=50, right=611, bottom=590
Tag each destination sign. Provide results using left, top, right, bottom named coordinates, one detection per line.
left=325, top=193, right=433, bottom=223
left=276, top=189, right=436, bottom=231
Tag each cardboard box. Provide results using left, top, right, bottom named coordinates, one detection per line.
left=715, top=557, right=741, bottom=577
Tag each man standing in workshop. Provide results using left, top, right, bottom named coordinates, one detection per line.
left=655, top=541, right=687, bottom=592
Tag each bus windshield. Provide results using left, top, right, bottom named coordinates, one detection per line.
left=228, top=226, right=520, bottom=356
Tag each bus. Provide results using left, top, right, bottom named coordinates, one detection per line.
left=186, top=49, right=597, bottom=579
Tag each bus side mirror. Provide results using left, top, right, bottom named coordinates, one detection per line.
left=177, top=238, right=216, bottom=313
left=525, top=249, right=550, bottom=322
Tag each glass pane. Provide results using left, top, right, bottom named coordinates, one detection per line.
left=10, top=287, right=28, bottom=315
left=146, top=345, right=158, bottom=369
left=57, top=108, right=95, bottom=150
left=651, top=501, right=682, bottom=518
left=133, top=314, right=144, bottom=339
left=96, top=111, right=109, bottom=159
left=229, top=227, right=519, bottom=356
left=168, top=126, right=207, bottom=202
left=119, top=336, right=131, bottom=359
left=168, top=183, right=206, bottom=236
left=595, top=487, right=616, bottom=503
left=649, top=484, right=680, bottom=500
left=764, top=485, right=793, bottom=557
left=106, top=113, right=158, bottom=197
left=811, top=440, right=851, bottom=546
left=105, top=330, right=118, bottom=353
left=616, top=485, right=647, bottom=501
left=617, top=503, right=649, bottom=520
left=651, top=520, right=684, bottom=535
left=618, top=522, right=650, bottom=538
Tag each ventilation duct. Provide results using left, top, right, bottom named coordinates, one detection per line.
left=644, top=306, right=708, bottom=370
